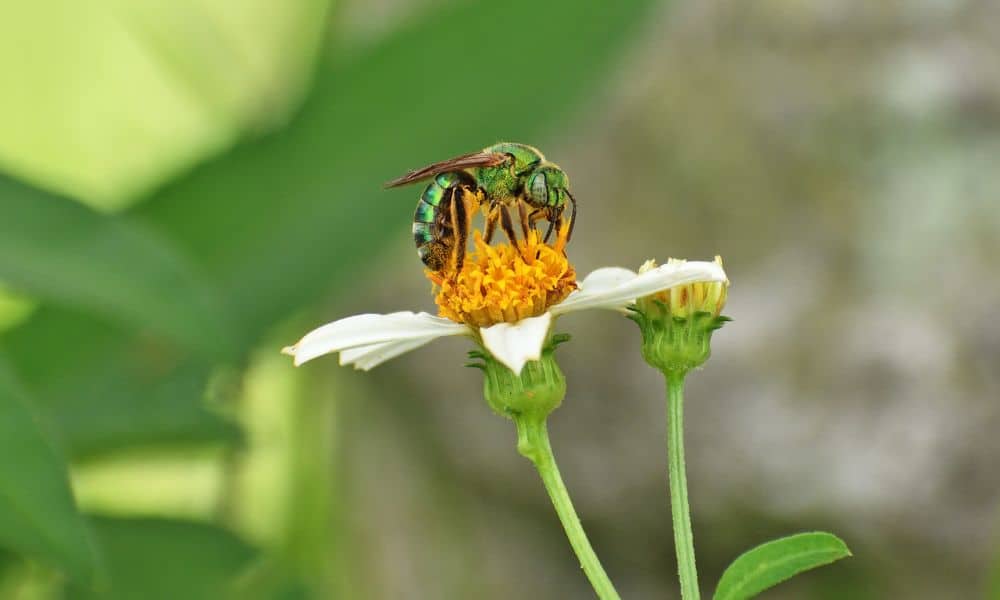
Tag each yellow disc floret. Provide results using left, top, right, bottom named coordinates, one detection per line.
left=636, top=257, right=728, bottom=319
left=429, top=230, right=577, bottom=328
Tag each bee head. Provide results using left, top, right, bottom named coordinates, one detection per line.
left=525, top=164, right=570, bottom=209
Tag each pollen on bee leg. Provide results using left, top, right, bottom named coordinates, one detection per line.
left=553, top=220, right=572, bottom=254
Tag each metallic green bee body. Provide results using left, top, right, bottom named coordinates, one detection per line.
left=388, top=142, right=577, bottom=272
left=474, top=142, right=543, bottom=197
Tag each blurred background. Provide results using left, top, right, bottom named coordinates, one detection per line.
left=0, top=0, right=998, bottom=598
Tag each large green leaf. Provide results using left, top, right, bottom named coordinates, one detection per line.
left=0, top=177, right=235, bottom=359
left=66, top=517, right=256, bottom=600
left=0, top=1, right=329, bottom=209
left=713, top=532, right=852, bottom=600
left=0, top=359, right=99, bottom=583
left=1, top=0, right=656, bottom=456
left=0, top=308, right=240, bottom=458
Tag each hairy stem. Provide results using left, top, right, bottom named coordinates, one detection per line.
left=667, top=372, right=700, bottom=599
left=515, top=415, right=621, bottom=600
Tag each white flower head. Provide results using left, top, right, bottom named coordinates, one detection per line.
left=282, top=238, right=727, bottom=375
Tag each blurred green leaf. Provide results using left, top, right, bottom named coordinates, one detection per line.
left=0, top=1, right=329, bottom=208
left=228, top=558, right=311, bottom=600
left=0, top=308, right=240, bottom=458
left=66, top=517, right=255, bottom=600
left=0, top=177, right=235, bottom=359
left=0, top=358, right=99, bottom=583
left=713, top=532, right=851, bottom=600
left=988, top=537, right=1000, bottom=600
left=1, top=0, right=655, bottom=456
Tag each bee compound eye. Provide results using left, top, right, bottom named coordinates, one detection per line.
left=530, top=172, right=548, bottom=206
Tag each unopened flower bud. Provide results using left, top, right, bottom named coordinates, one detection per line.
left=630, top=257, right=729, bottom=375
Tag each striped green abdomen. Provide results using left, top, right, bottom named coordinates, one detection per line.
left=412, top=171, right=473, bottom=267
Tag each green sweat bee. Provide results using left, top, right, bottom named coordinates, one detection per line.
left=385, top=142, right=577, bottom=272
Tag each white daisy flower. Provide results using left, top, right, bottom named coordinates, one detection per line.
left=283, top=231, right=726, bottom=375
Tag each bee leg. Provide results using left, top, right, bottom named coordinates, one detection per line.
left=542, top=220, right=556, bottom=244
left=483, top=208, right=498, bottom=244
left=566, top=191, right=577, bottom=242
left=551, top=216, right=567, bottom=253
left=450, top=186, right=470, bottom=273
left=517, top=202, right=530, bottom=239
left=554, top=193, right=577, bottom=253
left=527, top=208, right=546, bottom=230
left=499, top=205, right=519, bottom=247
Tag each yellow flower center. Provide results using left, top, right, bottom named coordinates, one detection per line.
left=428, top=230, right=577, bottom=328
left=638, top=257, right=728, bottom=318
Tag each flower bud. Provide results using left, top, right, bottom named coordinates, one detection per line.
left=630, top=257, right=729, bottom=375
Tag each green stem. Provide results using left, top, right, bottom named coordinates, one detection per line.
left=667, top=372, right=700, bottom=600
left=514, top=415, right=621, bottom=600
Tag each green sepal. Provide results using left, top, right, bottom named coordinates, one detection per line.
left=546, top=332, right=572, bottom=350
left=477, top=338, right=566, bottom=421
left=631, top=304, right=730, bottom=376
left=465, top=349, right=489, bottom=371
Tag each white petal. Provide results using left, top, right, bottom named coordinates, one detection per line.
left=579, top=267, right=638, bottom=292
left=282, top=311, right=469, bottom=366
left=338, top=337, right=440, bottom=371
left=552, top=260, right=727, bottom=315
left=550, top=267, right=637, bottom=314
left=479, top=312, right=552, bottom=375
left=548, top=267, right=635, bottom=315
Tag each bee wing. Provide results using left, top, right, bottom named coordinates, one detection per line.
left=384, top=151, right=509, bottom=188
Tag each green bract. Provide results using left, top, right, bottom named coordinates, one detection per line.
left=469, top=334, right=569, bottom=421
left=630, top=308, right=729, bottom=376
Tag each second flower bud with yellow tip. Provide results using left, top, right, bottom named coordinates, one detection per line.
left=629, top=257, right=729, bottom=376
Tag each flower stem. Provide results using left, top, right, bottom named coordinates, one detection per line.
left=514, top=415, right=621, bottom=600
left=666, top=372, right=700, bottom=600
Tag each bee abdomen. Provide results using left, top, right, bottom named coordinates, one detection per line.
left=412, top=221, right=434, bottom=247
left=411, top=171, right=476, bottom=270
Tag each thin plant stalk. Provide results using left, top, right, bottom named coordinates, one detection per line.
left=667, top=372, right=700, bottom=599
left=515, top=415, right=621, bottom=600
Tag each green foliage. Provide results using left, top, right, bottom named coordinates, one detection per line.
left=0, top=178, right=235, bottom=359
left=0, top=359, right=99, bottom=584
left=0, top=1, right=328, bottom=207
left=713, top=532, right=852, bottom=600
left=0, top=309, right=240, bottom=458
left=65, top=517, right=255, bottom=600
left=0, top=0, right=657, bottom=592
